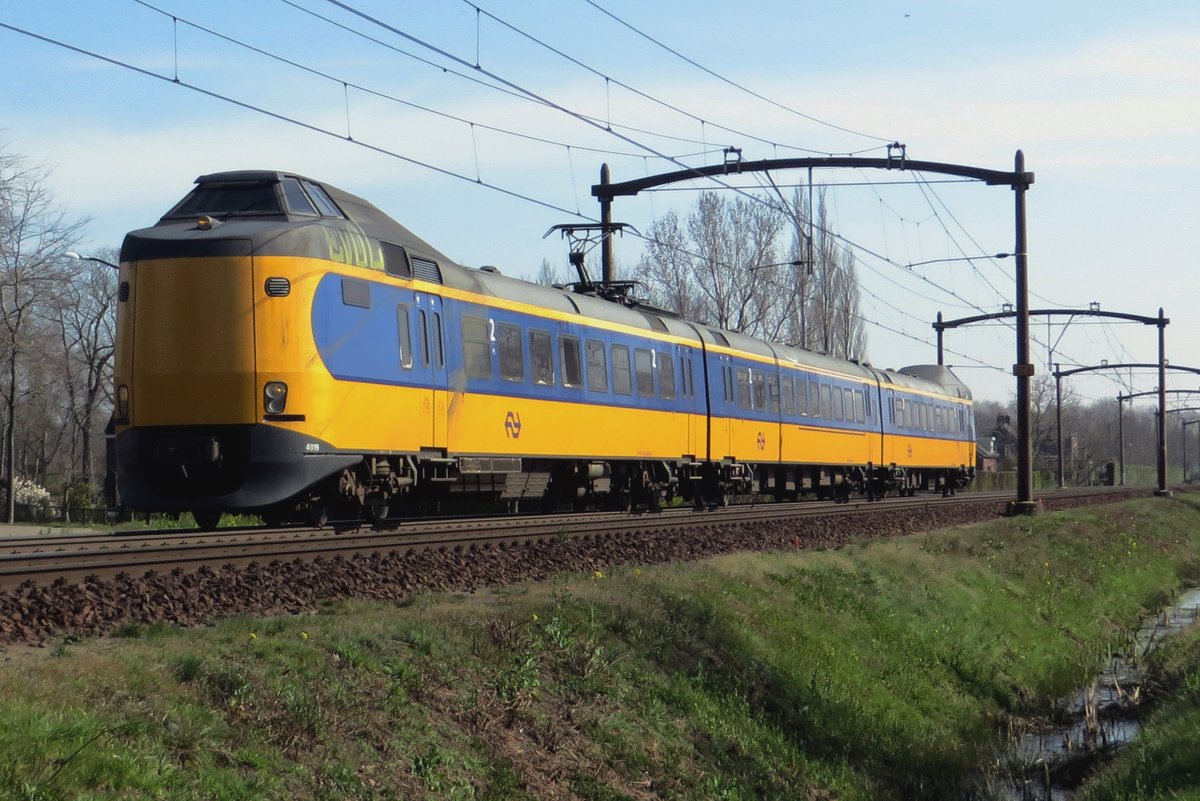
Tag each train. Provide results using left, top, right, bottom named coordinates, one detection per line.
left=114, top=170, right=976, bottom=529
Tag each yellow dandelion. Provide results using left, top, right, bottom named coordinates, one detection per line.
left=592, top=570, right=605, bottom=580
left=248, top=632, right=257, bottom=641
left=300, top=631, right=309, bottom=640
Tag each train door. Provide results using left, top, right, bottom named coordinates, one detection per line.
left=415, top=293, right=448, bottom=448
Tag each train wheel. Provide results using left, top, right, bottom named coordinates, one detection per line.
left=365, top=498, right=389, bottom=525
left=193, top=509, right=221, bottom=531
left=308, top=503, right=329, bottom=528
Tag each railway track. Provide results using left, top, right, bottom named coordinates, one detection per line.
left=0, top=486, right=1148, bottom=591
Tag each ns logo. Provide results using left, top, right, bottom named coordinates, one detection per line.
left=504, top=411, right=523, bottom=438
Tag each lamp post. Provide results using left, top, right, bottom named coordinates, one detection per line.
left=65, top=251, right=119, bottom=270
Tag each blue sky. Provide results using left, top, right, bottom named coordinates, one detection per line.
left=2, top=1, right=1198, bottom=405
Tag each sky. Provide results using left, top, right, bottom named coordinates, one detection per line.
left=2, top=0, right=1198, bottom=405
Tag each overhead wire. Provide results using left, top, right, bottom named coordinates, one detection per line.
left=578, top=0, right=895, bottom=144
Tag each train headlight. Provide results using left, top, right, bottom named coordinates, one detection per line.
left=117, top=385, right=129, bottom=417
left=264, top=381, right=288, bottom=415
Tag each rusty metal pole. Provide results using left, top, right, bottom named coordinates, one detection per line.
left=1156, top=308, right=1171, bottom=496
left=1055, top=364, right=1064, bottom=488
left=1012, top=150, right=1036, bottom=513
left=936, top=312, right=944, bottom=365
left=1118, top=395, right=1126, bottom=486
left=600, top=163, right=614, bottom=284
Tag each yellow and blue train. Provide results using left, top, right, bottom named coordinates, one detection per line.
left=114, top=170, right=975, bottom=528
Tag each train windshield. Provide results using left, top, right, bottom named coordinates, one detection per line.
left=162, top=180, right=283, bottom=220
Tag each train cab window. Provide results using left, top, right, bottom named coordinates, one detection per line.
left=586, top=339, right=608, bottom=392
left=782, top=377, right=794, bottom=416
left=302, top=180, right=344, bottom=217
left=432, top=312, right=444, bottom=369
left=612, top=345, right=632, bottom=395
left=635, top=348, right=654, bottom=397
left=530, top=330, right=554, bottom=385
left=658, top=352, right=675, bottom=400
left=281, top=177, right=319, bottom=216
left=736, top=368, right=751, bottom=409
left=498, top=323, right=524, bottom=381
left=560, top=335, right=582, bottom=388
left=381, top=242, right=412, bottom=278
left=416, top=310, right=429, bottom=367
left=163, top=180, right=281, bottom=219
left=853, top=389, right=865, bottom=423
left=396, top=306, right=413, bottom=369
left=463, top=316, right=492, bottom=378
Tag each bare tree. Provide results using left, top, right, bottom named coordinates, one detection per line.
left=0, top=146, right=87, bottom=521
left=56, top=246, right=117, bottom=492
left=636, top=188, right=866, bottom=358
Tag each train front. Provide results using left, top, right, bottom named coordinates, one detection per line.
left=113, top=171, right=360, bottom=526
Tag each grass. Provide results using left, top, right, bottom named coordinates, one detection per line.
left=1, top=495, right=1200, bottom=799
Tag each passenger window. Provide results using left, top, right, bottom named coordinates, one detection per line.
left=560, top=335, right=582, bottom=388
left=658, top=352, right=675, bottom=400
left=498, top=323, right=524, bottom=381
left=797, top=378, right=809, bottom=416
left=586, top=339, right=608, bottom=392
left=820, top=385, right=832, bottom=419
left=635, top=348, right=654, bottom=397
left=753, top=372, right=767, bottom=411
left=782, top=377, right=794, bottom=416
left=463, top=316, right=491, bottom=378
left=396, top=306, right=413, bottom=369
left=530, top=329, right=553, bottom=385
left=736, top=368, right=751, bottom=409
left=612, top=345, right=632, bottom=395
left=832, top=386, right=845, bottom=421
left=844, top=388, right=855, bottom=422
left=768, top=375, right=780, bottom=413
left=855, top=390, right=866, bottom=422
left=417, top=309, right=429, bottom=367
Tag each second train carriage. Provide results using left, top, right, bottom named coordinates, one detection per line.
left=114, top=170, right=974, bottom=527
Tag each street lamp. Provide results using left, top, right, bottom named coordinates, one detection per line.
left=65, top=251, right=118, bottom=270
left=904, top=253, right=1012, bottom=269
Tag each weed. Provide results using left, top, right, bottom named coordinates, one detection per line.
left=171, top=654, right=205, bottom=684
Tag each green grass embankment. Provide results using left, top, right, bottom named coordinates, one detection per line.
left=2, top=496, right=1200, bottom=800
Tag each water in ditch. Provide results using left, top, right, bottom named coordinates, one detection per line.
left=984, top=587, right=1200, bottom=800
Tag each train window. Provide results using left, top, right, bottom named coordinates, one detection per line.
left=797, top=379, right=809, bottom=416
left=658, top=352, right=675, bottom=400
left=843, top=389, right=855, bottom=422
left=463, top=316, right=491, bottom=378
left=920, top=402, right=929, bottom=431
left=709, top=329, right=730, bottom=347
left=753, top=372, right=767, bottom=411
left=782, top=377, right=794, bottom=416
left=432, top=312, right=444, bottom=369
left=396, top=306, right=415, bottom=369
left=498, top=323, right=524, bottom=381
left=341, top=278, right=370, bottom=308
left=723, top=365, right=734, bottom=404
left=163, top=180, right=281, bottom=219
left=302, top=180, right=343, bottom=217
left=853, top=389, right=865, bottom=423
left=865, top=390, right=873, bottom=419
left=530, top=330, right=554, bottom=385
left=635, top=349, right=654, bottom=396
left=281, top=177, right=319, bottom=216
left=818, top=384, right=830, bottom=419
left=736, top=368, right=751, bottom=409
left=381, top=242, right=412, bottom=278
left=396, top=306, right=413, bottom=369
left=767, top=375, right=780, bottom=413
left=586, top=339, right=608, bottom=392
left=560, top=335, right=582, bottom=388
left=612, top=345, right=632, bottom=395
left=417, top=310, right=429, bottom=367
left=680, top=355, right=692, bottom=398
left=831, top=386, right=844, bottom=421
